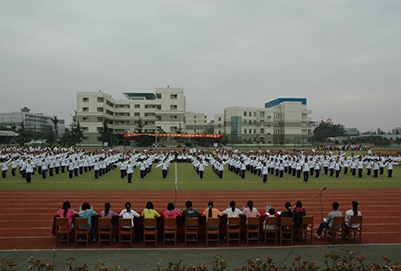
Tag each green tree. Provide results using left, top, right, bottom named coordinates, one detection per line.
left=70, top=113, right=84, bottom=145
left=313, top=121, right=345, bottom=142
left=175, top=123, right=187, bottom=146
left=42, top=125, right=55, bottom=143
left=155, top=127, right=167, bottom=146
left=99, top=119, right=112, bottom=146
left=133, top=118, right=154, bottom=147
left=17, top=122, right=28, bottom=146
left=51, top=116, right=59, bottom=142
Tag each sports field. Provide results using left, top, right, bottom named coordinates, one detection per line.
left=1, top=154, right=401, bottom=269
left=0, top=163, right=400, bottom=191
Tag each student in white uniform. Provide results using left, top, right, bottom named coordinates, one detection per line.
left=261, top=162, right=268, bottom=183
left=303, top=158, right=310, bottom=183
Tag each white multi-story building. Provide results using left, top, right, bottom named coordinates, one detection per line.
left=209, top=98, right=312, bottom=144
left=223, top=107, right=274, bottom=143
left=185, top=112, right=207, bottom=134
left=0, top=107, right=65, bottom=136
left=76, top=87, right=203, bottom=146
left=265, top=98, right=312, bottom=144
left=210, top=114, right=224, bottom=135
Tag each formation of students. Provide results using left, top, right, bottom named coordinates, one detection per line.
left=1, top=147, right=400, bottom=184
left=55, top=199, right=361, bottom=243
left=0, top=147, right=120, bottom=183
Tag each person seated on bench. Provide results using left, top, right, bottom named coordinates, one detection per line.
left=243, top=200, right=260, bottom=229
left=55, top=201, right=78, bottom=229
left=203, top=201, right=222, bottom=230
left=223, top=201, right=243, bottom=228
left=315, top=202, right=342, bottom=239
left=120, top=201, right=140, bottom=229
left=78, top=202, right=97, bottom=242
left=344, top=200, right=362, bottom=237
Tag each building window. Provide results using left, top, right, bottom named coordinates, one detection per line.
left=170, top=105, right=177, bottom=110
left=135, top=104, right=140, bottom=109
left=249, top=112, right=252, bottom=117
left=97, top=97, right=104, bottom=103
left=244, top=129, right=247, bottom=134
left=260, top=128, right=265, bottom=133
left=244, top=112, right=247, bottom=117
left=82, top=127, right=89, bottom=131
left=254, top=129, right=256, bottom=134
left=248, top=120, right=252, bottom=125
left=156, top=94, right=161, bottom=99
left=97, top=117, right=103, bottom=122
left=170, top=94, right=178, bottom=99
left=83, top=117, right=88, bottom=121
left=83, top=97, right=89, bottom=102
left=218, top=117, right=221, bottom=121
left=83, top=107, right=89, bottom=112
left=97, top=107, right=103, bottom=113
left=254, top=112, right=256, bottom=117
left=260, top=111, right=265, bottom=118
left=170, top=115, right=178, bottom=120
left=134, top=113, right=140, bottom=117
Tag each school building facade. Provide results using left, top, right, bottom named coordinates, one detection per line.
left=0, top=107, right=65, bottom=136
left=76, top=88, right=207, bottom=146
left=210, top=98, right=312, bottom=145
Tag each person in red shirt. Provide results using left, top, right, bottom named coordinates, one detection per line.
left=55, top=201, right=78, bottom=229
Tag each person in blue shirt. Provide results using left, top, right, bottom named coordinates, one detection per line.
left=78, top=202, right=97, bottom=242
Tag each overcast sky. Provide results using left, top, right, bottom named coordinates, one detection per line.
left=1, top=0, right=400, bottom=132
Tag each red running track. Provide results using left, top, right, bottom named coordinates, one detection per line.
left=0, top=189, right=400, bottom=250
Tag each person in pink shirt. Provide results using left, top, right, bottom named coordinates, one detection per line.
left=243, top=200, right=260, bottom=229
left=55, top=201, right=78, bottom=229
left=163, top=202, right=181, bottom=230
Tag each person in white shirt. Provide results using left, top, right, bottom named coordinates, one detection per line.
left=25, top=160, right=33, bottom=183
left=222, top=201, right=243, bottom=218
left=345, top=201, right=362, bottom=228
left=41, top=159, right=48, bottom=179
left=1, top=158, right=12, bottom=179
left=11, top=158, right=19, bottom=177
left=261, top=162, right=268, bottom=183
left=120, top=160, right=127, bottom=179
left=385, top=159, right=398, bottom=178
left=314, top=159, right=321, bottom=178
left=303, top=158, right=310, bottom=183
left=120, top=202, right=140, bottom=228
left=334, top=158, right=342, bottom=178
left=357, top=157, right=364, bottom=178
left=94, top=160, right=100, bottom=179
left=68, top=159, right=74, bottom=179
left=223, top=201, right=243, bottom=229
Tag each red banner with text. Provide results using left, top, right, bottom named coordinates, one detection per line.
left=124, top=133, right=223, bottom=138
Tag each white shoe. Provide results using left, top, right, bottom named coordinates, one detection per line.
left=315, top=234, right=320, bottom=239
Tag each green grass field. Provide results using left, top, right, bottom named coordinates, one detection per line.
left=0, top=163, right=400, bottom=191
